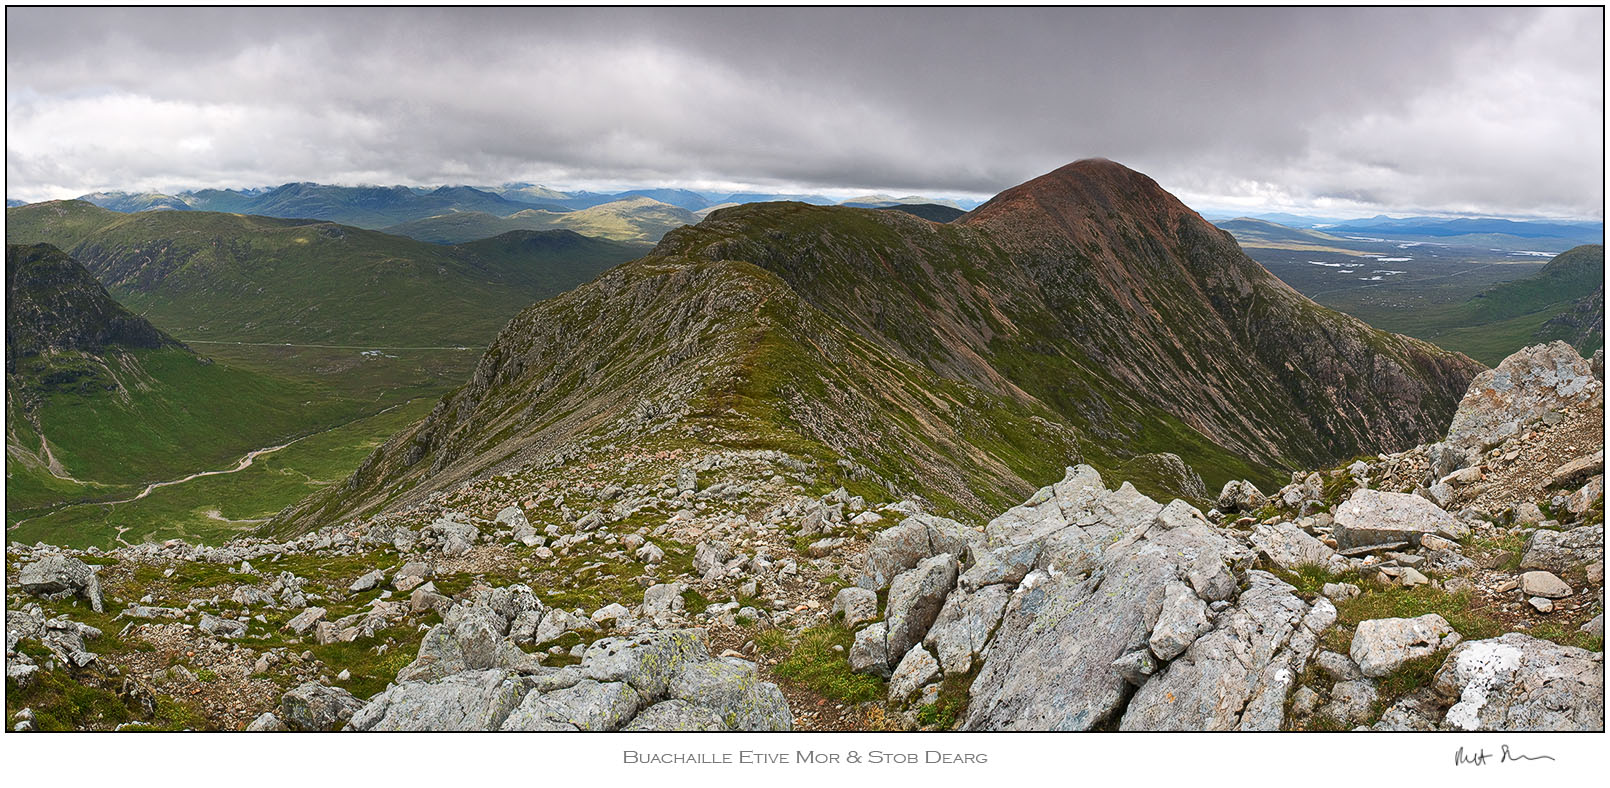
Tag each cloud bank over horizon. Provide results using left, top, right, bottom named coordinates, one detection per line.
left=5, top=7, right=1604, bottom=219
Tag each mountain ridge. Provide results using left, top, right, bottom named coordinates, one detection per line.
left=272, top=159, right=1484, bottom=533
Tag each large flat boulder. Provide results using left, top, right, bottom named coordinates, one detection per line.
left=1249, top=521, right=1346, bottom=572
left=282, top=682, right=365, bottom=731
left=1332, top=489, right=1457, bottom=551
left=1520, top=525, right=1603, bottom=575
left=347, top=669, right=534, bottom=731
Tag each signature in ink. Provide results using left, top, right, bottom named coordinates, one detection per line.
left=1455, top=745, right=1556, bottom=766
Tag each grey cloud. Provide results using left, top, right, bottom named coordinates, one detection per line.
left=5, top=7, right=1602, bottom=218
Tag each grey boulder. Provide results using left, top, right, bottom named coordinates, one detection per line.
left=1349, top=614, right=1460, bottom=677
left=883, top=553, right=958, bottom=663
left=281, top=682, right=365, bottom=731
left=19, top=554, right=104, bottom=613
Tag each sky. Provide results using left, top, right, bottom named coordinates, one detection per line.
left=5, top=7, right=1605, bottom=219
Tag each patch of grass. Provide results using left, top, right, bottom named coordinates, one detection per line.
left=1527, top=620, right=1604, bottom=652
left=1333, top=582, right=1505, bottom=642
left=1271, top=564, right=1363, bottom=599
left=753, top=628, right=790, bottom=655
left=1464, top=530, right=1526, bottom=572
left=913, top=672, right=973, bottom=730
left=1375, top=652, right=1444, bottom=700
left=309, top=624, right=420, bottom=698
left=194, top=668, right=218, bottom=684
left=150, top=694, right=210, bottom=731
left=759, top=623, right=885, bottom=705
left=5, top=670, right=132, bottom=731
left=680, top=588, right=711, bottom=615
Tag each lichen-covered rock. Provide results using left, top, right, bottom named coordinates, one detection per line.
left=831, top=586, right=878, bottom=629
left=579, top=630, right=710, bottom=699
left=1350, top=614, right=1460, bottom=677
left=396, top=602, right=524, bottom=683
left=423, top=517, right=480, bottom=557
left=957, top=541, right=1040, bottom=592
left=245, top=712, right=287, bottom=732
left=500, top=679, right=639, bottom=731
left=1322, top=680, right=1380, bottom=726
left=1434, top=633, right=1604, bottom=731
left=1519, top=571, right=1572, bottom=599
left=857, top=513, right=979, bottom=591
left=693, top=540, right=732, bottom=579
left=622, top=699, right=727, bottom=731
left=1520, top=524, right=1604, bottom=575
left=641, top=583, right=686, bottom=620
left=850, top=622, right=890, bottom=678
left=665, top=658, right=791, bottom=731
left=199, top=613, right=246, bottom=639
left=965, top=478, right=1241, bottom=730
left=888, top=645, right=940, bottom=703
left=1120, top=573, right=1335, bottom=731
left=1147, top=580, right=1213, bottom=661
left=1249, top=521, right=1346, bottom=572
left=922, top=583, right=1010, bottom=676
left=1216, top=480, right=1265, bottom=513
left=348, top=625, right=791, bottom=732
left=497, top=506, right=542, bottom=547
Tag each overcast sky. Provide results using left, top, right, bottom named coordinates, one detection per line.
left=5, top=7, right=1604, bottom=219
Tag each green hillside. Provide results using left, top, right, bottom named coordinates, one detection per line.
left=6, top=201, right=642, bottom=346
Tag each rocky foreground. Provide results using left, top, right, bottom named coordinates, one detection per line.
left=6, top=342, right=1604, bottom=731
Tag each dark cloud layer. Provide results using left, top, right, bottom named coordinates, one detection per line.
left=5, top=7, right=1603, bottom=217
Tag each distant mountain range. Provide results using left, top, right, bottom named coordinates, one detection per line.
left=6, top=183, right=982, bottom=234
